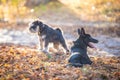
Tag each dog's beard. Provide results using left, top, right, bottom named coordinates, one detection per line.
left=30, top=28, right=36, bottom=33
left=36, top=26, right=39, bottom=32
left=29, top=25, right=39, bottom=33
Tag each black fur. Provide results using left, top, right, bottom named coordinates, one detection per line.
left=68, top=28, right=98, bottom=67
left=29, top=20, right=69, bottom=53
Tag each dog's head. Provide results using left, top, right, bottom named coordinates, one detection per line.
left=29, top=20, right=44, bottom=33
left=76, top=28, right=98, bottom=48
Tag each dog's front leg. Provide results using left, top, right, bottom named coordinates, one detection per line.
left=42, top=40, right=49, bottom=53
left=38, top=36, right=44, bottom=50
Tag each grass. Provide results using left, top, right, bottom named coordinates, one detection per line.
left=33, top=1, right=63, bottom=16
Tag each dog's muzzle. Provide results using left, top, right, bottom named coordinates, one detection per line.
left=29, top=27, right=37, bottom=33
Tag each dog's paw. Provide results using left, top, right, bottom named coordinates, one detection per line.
left=41, top=50, right=52, bottom=59
left=67, top=49, right=70, bottom=52
left=42, top=49, right=48, bottom=53
left=65, top=49, right=70, bottom=55
left=37, top=48, right=42, bottom=51
left=66, top=52, right=70, bottom=55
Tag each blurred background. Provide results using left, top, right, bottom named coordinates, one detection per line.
left=0, top=0, right=120, bottom=23
left=0, top=0, right=120, bottom=56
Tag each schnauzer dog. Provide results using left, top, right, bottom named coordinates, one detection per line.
left=68, top=28, right=98, bottom=67
left=29, top=20, right=69, bottom=53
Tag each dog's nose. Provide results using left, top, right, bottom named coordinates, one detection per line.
left=92, top=39, right=98, bottom=43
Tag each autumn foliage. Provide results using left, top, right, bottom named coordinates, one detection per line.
left=0, top=43, right=119, bottom=80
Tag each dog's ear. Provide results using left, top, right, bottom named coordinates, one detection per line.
left=37, top=21, right=44, bottom=27
left=81, top=28, right=85, bottom=35
left=34, top=19, right=42, bottom=24
left=38, top=21, right=43, bottom=24
left=78, top=29, right=81, bottom=35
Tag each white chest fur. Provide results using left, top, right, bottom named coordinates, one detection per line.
left=41, top=35, right=46, bottom=39
left=70, top=52, right=80, bottom=57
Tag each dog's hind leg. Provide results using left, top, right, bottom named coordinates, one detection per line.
left=53, top=42, right=59, bottom=49
left=60, top=39, right=69, bottom=53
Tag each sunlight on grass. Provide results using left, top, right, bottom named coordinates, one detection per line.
left=59, top=0, right=120, bottom=21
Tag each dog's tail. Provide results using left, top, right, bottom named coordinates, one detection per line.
left=56, top=28, right=62, bottom=34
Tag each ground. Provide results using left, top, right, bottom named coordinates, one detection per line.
left=0, top=43, right=120, bottom=80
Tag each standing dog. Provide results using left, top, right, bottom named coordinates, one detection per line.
left=68, top=28, right=98, bottom=67
left=29, top=20, right=69, bottom=53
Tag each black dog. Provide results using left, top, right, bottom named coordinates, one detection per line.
left=29, top=20, right=69, bottom=53
left=68, top=28, right=98, bottom=67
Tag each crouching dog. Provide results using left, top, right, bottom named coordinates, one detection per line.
left=29, top=20, right=69, bottom=53
left=68, top=28, right=98, bottom=67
